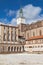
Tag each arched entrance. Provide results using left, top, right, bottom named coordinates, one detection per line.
left=17, top=47, right=19, bottom=52
left=8, top=46, right=10, bottom=52
left=20, top=47, right=21, bottom=52
left=22, top=46, right=24, bottom=51
left=11, top=47, right=13, bottom=52
left=14, top=47, right=16, bottom=52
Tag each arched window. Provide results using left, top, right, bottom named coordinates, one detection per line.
left=22, top=46, right=24, bottom=51
left=3, top=26, right=6, bottom=41
left=29, top=46, right=32, bottom=48
left=40, top=30, right=42, bottom=35
left=8, top=46, right=10, bottom=51
left=20, top=47, right=21, bottom=51
left=27, top=33, right=29, bottom=38
left=17, top=47, right=19, bottom=52
left=11, top=47, right=13, bottom=52
left=14, top=47, right=16, bottom=51
left=33, top=32, right=35, bottom=36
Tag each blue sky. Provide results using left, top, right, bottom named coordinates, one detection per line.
left=0, top=0, right=43, bottom=25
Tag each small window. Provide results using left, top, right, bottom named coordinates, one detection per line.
left=41, top=45, right=43, bottom=47
left=3, top=26, right=6, bottom=41
left=29, top=46, right=32, bottom=48
left=35, top=46, right=37, bottom=48
left=33, top=32, right=35, bottom=36
left=27, top=33, right=29, bottom=38
left=3, top=33, right=6, bottom=41
left=11, top=47, right=13, bottom=51
left=7, top=31, right=10, bottom=41
left=40, top=30, right=42, bottom=36
left=4, top=26, right=5, bottom=29
left=33, top=46, right=34, bottom=48
left=8, top=46, right=10, bottom=51
left=11, top=31, right=13, bottom=41
left=38, top=46, right=40, bottom=48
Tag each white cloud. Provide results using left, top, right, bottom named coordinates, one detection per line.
left=0, top=18, right=9, bottom=24
left=23, top=4, right=41, bottom=19
left=2, top=4, right=43, bottom=25
left=10, top=18, right=17, bottom=25
left=16, top=4, right=43, bottom=24
left=7, top=10, right=15, bottom=16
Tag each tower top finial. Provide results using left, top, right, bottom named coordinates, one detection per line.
left=20, top=8, right=23, bottom=13
left=19, top=7, right=23, bottom=18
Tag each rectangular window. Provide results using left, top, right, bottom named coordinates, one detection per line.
left=33, top=32, right=35, bottom=36
left=29, top=46, right=32, bottom=48
left=3, top=26, right=6, bottom=41
left=11, top=28, right=15, bottom=42
left=7, top=31, right=10, bottom=41
left=13, top=28, right=15, bottom=41
left=40, top=30, right=42, bottom=36
left=7, top=27, right=10, bottom=41
left=15, top=29, right=16, bottom=41
left=27, top=33, right=29, bottom=39
left=11, top=31, right=13, bottom=41
left=3, top=33, right=6, bottom=41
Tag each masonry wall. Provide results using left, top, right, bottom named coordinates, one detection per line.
left=26, top=27, right=43, bottom=42
left=0, top=25, right=19, bottom=43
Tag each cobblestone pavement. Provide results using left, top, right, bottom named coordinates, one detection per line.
left=0, top=53, right=43, bottom=65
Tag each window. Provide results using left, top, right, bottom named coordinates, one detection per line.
left=29, top=46, right=32, bottom=48
left=11, top=28, right=14, bottom=41
left=14, top=47, right=16, bottom=51
left=41, top=45, right=43, bottom=47
left=4, top=26, right=5, bottom=29
left=33, top=46, right=34, bottom=48
left=40, top=30, right=42, bottom=35
left=27, top=33, right=29, bottom=38
left=11, top=47, right=13, bottom=52
left=7, top=27, right=10, bottom=41
left=33, top=32, right=35, bottom=36
left=17, top=47, right=19, bottom=52
left=38, top=46, right=40, bottom=48
left=13, top=29, right=17, bottom=42
left=8, top=46, right=10, bottom=51
left=11, top=31, right=13, bottom=41
left=3, top=33, right=6, bottom=41
left=35, top=46, right=37, bottom=48
left=15, top=30, right=16, bottom=41
left=7, top=31, right=10, bottom=41
left=4, top=26, right=6, bottom=33
left=3, top=26, right=6, bottom=41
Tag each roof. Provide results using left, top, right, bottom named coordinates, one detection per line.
left=26, top=35, right=43, bottom=41
left=0, top=23, right=18, bottom=28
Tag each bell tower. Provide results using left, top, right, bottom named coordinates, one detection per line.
left=17, top=7, right=25, bottom=24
